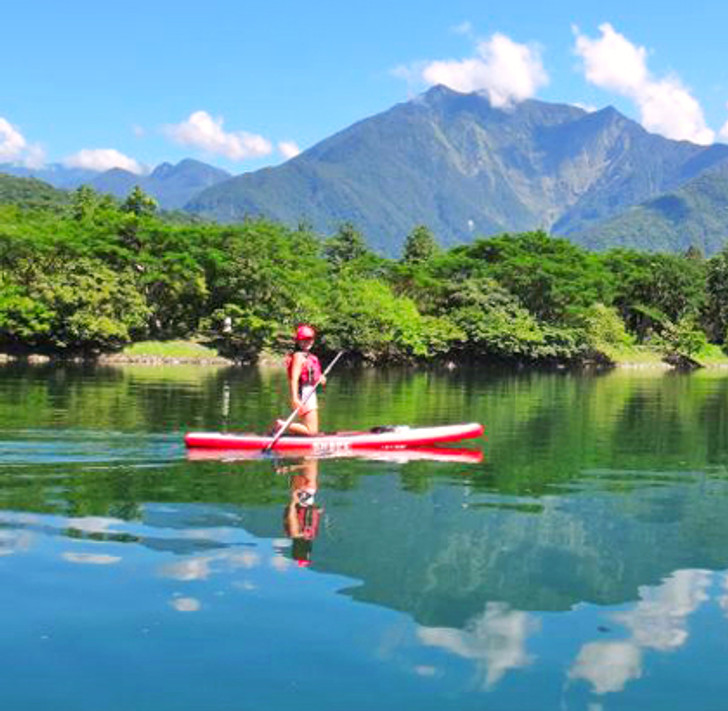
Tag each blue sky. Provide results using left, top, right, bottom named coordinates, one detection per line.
left=2, top=0, right=727, bottom=176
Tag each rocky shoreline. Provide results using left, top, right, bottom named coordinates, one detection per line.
left=1, top=351, right=727, bottom=370
left=0, top=352, right=234, bottom=366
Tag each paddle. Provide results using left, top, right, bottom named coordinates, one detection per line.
left=264, top=350, right=344, bottom=452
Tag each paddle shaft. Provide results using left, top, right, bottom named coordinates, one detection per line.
left=264, top=350, right=344, bottom=451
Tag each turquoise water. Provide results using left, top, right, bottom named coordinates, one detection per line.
left=1, top=362, right=728, bottom=710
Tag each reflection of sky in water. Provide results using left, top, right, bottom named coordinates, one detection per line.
left=569, top=569, right=711, bottom=695
left=0, top=430, right=181, bottom=465
left=413, top=568, right=718, bottom=698
left=4, top=504, right=727, bottom=708
left=418, top=602, right=538, bottom=688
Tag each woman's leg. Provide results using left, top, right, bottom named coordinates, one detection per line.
left=274, top=409, right=318, bottom=436
left=301, top=408, right=319, bottom=435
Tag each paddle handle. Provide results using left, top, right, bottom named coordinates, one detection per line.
left=265, top=350, right=344, bottom=451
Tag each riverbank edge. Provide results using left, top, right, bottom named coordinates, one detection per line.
left=2, top=350, right=728, bottom=370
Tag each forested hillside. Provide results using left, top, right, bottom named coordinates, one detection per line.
left=0, top=174, right=70, bottom=210
left=1, top=181, right=727, bottom=366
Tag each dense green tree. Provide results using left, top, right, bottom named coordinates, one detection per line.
left=0, top=257, right=148, bottom=351
left=703, top=248, right=728, bottom=343
left=402, top=225, right=439, bottom=264
left=324, top=222, right=369, bottom=268
left=461, top=231, right=612, bottom=323
left=121, top=185, right=158, bottom=217
left=322, top=278, right=460, bottom=362
left=602, top=249, right=706, bottom=340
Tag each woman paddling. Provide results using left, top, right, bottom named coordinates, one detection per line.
left=276, top=324, right=326, bottom=436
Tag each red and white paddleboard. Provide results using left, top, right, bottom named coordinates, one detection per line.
left=184, top=422, right=484, bottom=454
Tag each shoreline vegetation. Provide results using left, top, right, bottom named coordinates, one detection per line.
left=2, top=340, right=728, bottom=371
left=2, top=181, right=728, bottom=371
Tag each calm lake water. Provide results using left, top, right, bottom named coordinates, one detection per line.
left=2, top=361, right=728, bottom=710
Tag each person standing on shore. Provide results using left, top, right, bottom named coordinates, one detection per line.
left=277, top=324, right=326, bottom=436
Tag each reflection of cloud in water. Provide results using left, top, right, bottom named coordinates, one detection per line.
left=180, top=528, right=237, bottom=543
left=570, top=641, right=642, bottom=694
left=418, top=602, right=538, bottom=688
left=159, top=549, right=263, bottom=581
left=569, top=569, right=711, bottom=695
left=232, top=580, right=257, bottom=591
left=414, top=665, right=438, bottom=677
left=270, top=555, right=292, bottom=572
left=616, top=569, right=710, bottom=650
left=718, top=572, right=728, bottom=614
left=66, top=516, right=121, bottom=533
left=62, top=552, right=121, bottom=565
left=227, top=551, right=260, bottom=569
left=161, top=556, right=214, bottom=581
left=0, top=529, right=34, bottom=556
left=170, top=597, right=201, bottom=612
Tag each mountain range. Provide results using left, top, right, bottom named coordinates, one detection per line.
left=186, top=85, right=728, bottom=255
left=4, top=85, right=728, bottom=255
left=0, top=158, right=231, bottom=210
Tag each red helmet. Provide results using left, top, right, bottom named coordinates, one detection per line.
left=295, top=324, right=315, bottom=341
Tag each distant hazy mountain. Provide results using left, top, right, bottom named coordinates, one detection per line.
left=0, top=159, right=231, bottom=210
left=86, top=158, right=232, bottom=209
left=0, top=163, right=99, bottom=189
left=186, top=85, right=728, bottom=255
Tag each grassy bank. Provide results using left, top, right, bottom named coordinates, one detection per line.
left=102, top=340, right=231, bottom=364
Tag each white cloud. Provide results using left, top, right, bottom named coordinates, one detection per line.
left=0, top=117, right=27, bottom=162
left=23, top=144, right=46, bottom=169
left=63, top=148, right=144, bottom=174
left=574, top=23, right=714, bottom=145
left=451, top=21, right=474, bottom=37
left=164, top=111, right=273, bottom=161
left=0, top=117, right=45, bottom=168
left=278, top=140, right=301, bottom=160
left=415, top=33, right=548, bottom=108
left=719, top=103, right=728, bottom=142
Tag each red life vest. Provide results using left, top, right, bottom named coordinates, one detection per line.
left=286, top=351, right=322, bottom=388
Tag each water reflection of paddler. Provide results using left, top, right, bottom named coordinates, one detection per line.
left=280, top=457, right=322, bottom=567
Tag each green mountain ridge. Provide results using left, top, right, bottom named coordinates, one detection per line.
left=186, top=85, right=728, bottom=255
left=0, top=173, right=70, bottom=210
left=578, top=160, right=728, bottom=253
